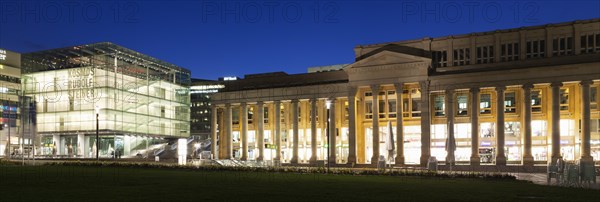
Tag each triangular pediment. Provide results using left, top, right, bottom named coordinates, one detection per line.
left=343, top=44, right=431, bottom=84
left=350, top=50, right=428, bottom=68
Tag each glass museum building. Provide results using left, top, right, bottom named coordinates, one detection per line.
left=20, top=42, right=191, bottom=158
left=210, top=19, right=600, bottom=168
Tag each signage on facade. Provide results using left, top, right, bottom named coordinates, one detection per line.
left=68, top=67, right=96, bottom=100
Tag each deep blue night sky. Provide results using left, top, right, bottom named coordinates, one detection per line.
left=1, top=0, right=599, bottom=80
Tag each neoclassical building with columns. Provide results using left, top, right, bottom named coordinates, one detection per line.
left=211, top=19, right=600, bottom=167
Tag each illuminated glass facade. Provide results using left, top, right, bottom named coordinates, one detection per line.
left=21, top=42, right=191, bottom=158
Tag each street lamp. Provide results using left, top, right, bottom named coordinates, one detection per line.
left=326, top=100, right=331, bottom=173
left=95, top=105, right=100, bottom=160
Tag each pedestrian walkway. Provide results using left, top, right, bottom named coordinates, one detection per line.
left=512, top=173, right=599, bottom=190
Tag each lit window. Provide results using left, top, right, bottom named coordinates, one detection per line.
left=532, top=120, right=547, bottom=136
left=456, top=94, right=468, bottom=116
left=365, top=101, right=373, bottom=119
left=433, top=95, right=445, bottom=117
left=505, top=92, right=516, bottom=113
left=411, top=89, right=421, bottom=117
left=388, top=97, right=397, bottom=118
left=480, top=94, right=492, bottom=114
left=591, top=86, right=598, bottom=110
left=559, top=88, right=569, bottom=111
left=480, top=122, right=495, bottom=138
left=560, top=119, right=575, bottom=136
left=531, top=90, right=542, bottom=112
left=505, top=122, right=520, bottom=137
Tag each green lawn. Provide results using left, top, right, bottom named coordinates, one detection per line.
left=0, top=165, right=598, bottom=201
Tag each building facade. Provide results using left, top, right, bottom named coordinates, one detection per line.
left=0, top=49, right=37, bottom=156
left=190, top=78, right=224, bottom=140
left=211, top=19, right=600, bottom=167
left=20, top=42, right=191, bottom=158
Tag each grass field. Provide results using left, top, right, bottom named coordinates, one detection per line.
left=0, top=165, right=598, bottom=201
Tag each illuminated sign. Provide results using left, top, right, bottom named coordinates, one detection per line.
left=68, top=67, right=95, bottom=99
left=223, top=77, right=237, bottom=81
left=0, top=50, right=6, bottom=60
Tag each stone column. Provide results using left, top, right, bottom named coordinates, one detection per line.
left=257, top=101, right=265, bottom=161
left=495, top=86, right=506, bottom=165
left=470, top=87, right=480, bottom=165
left=550, top=82, right=563, bottom=163
left=522, top=84, right=534, bottom=166
left=274, top=101, right=282, bottom=161
left=347, top=87, right=358, bottom=165
left=211, top=105, right=218, bottom=159
left=580, top=80, right=593, bottom=163
left=420, top=81, right=432, bottom=166
left=225, top=103, right=233, bottom=159
left=394, top=83, right=405, bottom=165
left=370, top=85, right=380, bottom=165
left=240, top=103, right=248, bottom=160
left=291, top=99, right=299, bottom=164
left=445, top=89, right=456, bottom=165
left=309, top=98, right=318, bottom=164
left=329, top=98, right=337, bottom=165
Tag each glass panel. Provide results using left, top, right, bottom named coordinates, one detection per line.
left=559, top=88, right=569, bottom=111
left=591, top=86, right=598, bottom=110
left=504, top=92, right=516, bottom=113
left=411, top=89, right=421, bottom=117
left=403, top=98, right=410, bottom=117
left=388, top=99, right=397, bottom=113
left=434, top=95, right=445, bottom=116
left=532, top=120, right=547, bottom=137
left=480, top=122, right=495, bottom=138
left=560, top=119, right=574, bottom=136
left=581, top=35, right=587, bottom=53
left=505, top=122, right=520, bottom=137
left=365, top=101, right=373, bottom=119
left=480, top=94, right=491, bottom=114
left=457, top=94, right=468, bottom=116
left=596, top=34, right=600, bottom=51
left=531, top=90, right=542, bottom=112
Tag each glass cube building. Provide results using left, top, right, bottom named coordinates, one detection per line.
left=21, top=42, right=191, bottom=158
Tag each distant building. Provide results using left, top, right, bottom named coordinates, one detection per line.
left=0, top=49, right=35, bottom=157
left=190, top=78, right=224, bottom=140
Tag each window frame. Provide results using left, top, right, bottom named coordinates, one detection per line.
left=479, top=93, right=492, bottom=115
left=432, top=94, right=445, bottom=117
left=455, top=92, right=469, bottom=116
left=504, top=91, right=517, bottom=114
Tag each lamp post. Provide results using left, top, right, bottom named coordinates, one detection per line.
left=7, top=99, right=11, bottom=160
left=326, top=100, right=331, bottom=173
left=95, top=105, right=99, bottom=160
